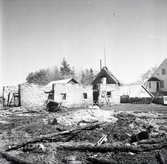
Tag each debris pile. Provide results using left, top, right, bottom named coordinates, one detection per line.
left=0, top=104, right=167, bottom=164
left=56, top=109, right=118, bottom=126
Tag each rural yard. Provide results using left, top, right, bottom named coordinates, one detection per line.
left=0, top=103, right=167, bottom=164
left=1, top=0, right=167, bottom=164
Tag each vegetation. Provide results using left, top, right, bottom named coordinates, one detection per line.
left=26, top=57, right=98, bottom=85
left=140, top=65, right=158, bottom=83
left=26, top=57, right=158, bottom=86
left=134, top=65, right=158, bottom=84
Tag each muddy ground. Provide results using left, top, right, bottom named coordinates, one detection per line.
left=0, top=104, right=166, bottom=164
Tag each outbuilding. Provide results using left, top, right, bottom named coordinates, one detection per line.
left=92, top=67, right=120, bottom=106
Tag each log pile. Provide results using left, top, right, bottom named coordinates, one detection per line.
left=3, top=121, right=167, bottom=164
left=57, top=137, right=167, bottom=153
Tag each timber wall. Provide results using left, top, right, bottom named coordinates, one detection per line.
left=3, top=85, right=19, bottom=106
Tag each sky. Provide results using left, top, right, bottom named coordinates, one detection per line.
left=0, top=0, right=167, bottom=89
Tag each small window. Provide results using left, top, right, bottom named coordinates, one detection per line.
left=160, top=81, right=164, bottom=88
left=149, top=82, right=151, bottom=88
left=83, top=93, right=87, bottom=99
left=107, top=91, right=111, bottom=98
left=164, top=97, right=167, bottom=101
left=162, top=68, right=166, bottom=75
left=61, top=93, right=66, bottom=100
left=48, top=93, right=53, bottom=100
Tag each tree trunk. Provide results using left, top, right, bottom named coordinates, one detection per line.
left=58, top=138, right=167, bottom=153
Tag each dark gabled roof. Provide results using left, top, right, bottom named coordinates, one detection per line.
left=92, top=67, right=120, bottom=85
left=147, top=77, right=160, bottom=82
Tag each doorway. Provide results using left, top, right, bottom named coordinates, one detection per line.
left=93, top=90, right=99, bottom=105
left=156, top=82, right=159, bottom=91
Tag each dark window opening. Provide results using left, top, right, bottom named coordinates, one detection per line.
left=61, top=93, right=66, bottom=100
left=107, top=91, right=111, bottom=98
left=83, top=93, right=88, bottom=99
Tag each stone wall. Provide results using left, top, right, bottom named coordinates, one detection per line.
left=54, top=83, right=93, bottom=108
left=98, top=84, right=120, bottom=105
left=3, top=85, right=19, bottom=106
left=20, top=83, right=48, bottom=109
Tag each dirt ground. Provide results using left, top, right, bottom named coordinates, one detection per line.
left=0, top=103, right=166, bottom=164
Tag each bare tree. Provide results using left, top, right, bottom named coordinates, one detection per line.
left=137, top=65, right=158, bottom=84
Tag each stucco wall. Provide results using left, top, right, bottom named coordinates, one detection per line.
left=54, top=83, right=93, bottom=108
left=20, top=83, right=48, bottom=109
left=3, top=85, right=18, bottom=106
left=98, top=84, right=120, bottom=105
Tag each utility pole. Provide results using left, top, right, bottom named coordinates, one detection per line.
left=100, top=59, right=102, bottom=70
left=104, top=42, right=106, bottom=67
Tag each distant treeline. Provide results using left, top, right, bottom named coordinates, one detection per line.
left=26, top=57, right=98, bottom=85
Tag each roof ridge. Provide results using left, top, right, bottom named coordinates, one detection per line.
left=92, top=67, right=120, bottom=84
left=103, top=67, right=120, bottom=83
left=151, top=58, right=167, bottom=77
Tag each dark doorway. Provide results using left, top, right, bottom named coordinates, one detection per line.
left=156, top=82, right=159, bottom=91
left=93, top=91, right=99, bottom=105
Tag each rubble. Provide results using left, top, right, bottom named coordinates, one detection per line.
left=46, top=99, right=62, bottom=112
left=55, top=109, right=118, bottom=126
left=0, top=104, right=167, bottom=163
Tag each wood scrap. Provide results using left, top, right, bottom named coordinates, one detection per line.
left=86, top=157, right=117, bottom=164
left=0, top=151, right=35, bottom=164
left=95, top=124, right=116, bottom=146
left=77, top=120, right=98, bottom=125
left=156, top=151, right=165, bottom=164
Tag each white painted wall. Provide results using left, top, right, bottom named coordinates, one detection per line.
left=54, top=83, right=93, bottom=108
left=98, top=84, right=120, bottom=105
left=152, top=60, right=167, bottom=92
left=20, top=83, right=48, bottom=109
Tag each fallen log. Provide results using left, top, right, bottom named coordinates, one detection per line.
left=0, top=151, right=36, bottom=164
left=58, top=138, right=167, bottom=153
left=86, top=157, right=117, bottom=164
left=137, top=137, right=167, bottom=145
left=58, top=143, right=140, bottom=153
left=5, top=122, right=104, bottom=152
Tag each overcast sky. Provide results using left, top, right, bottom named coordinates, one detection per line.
left=0, top=0, right=167, bottom=88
